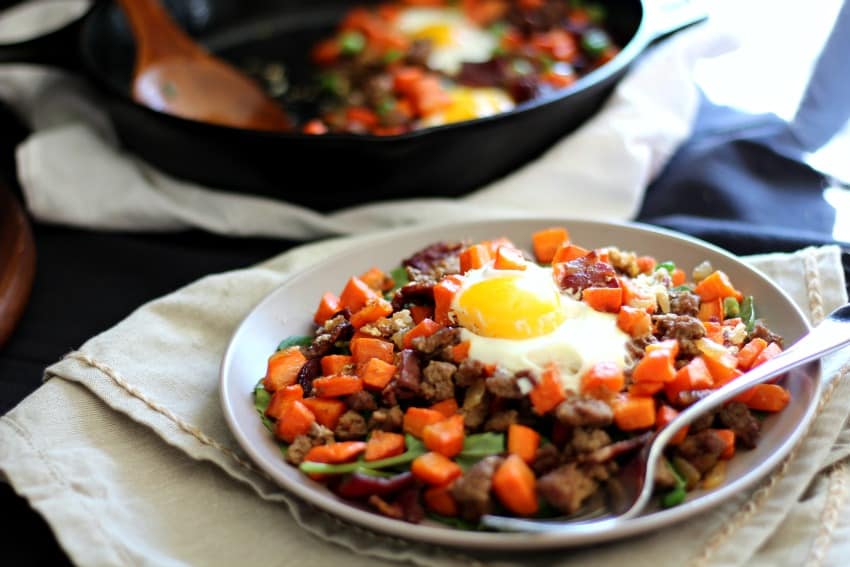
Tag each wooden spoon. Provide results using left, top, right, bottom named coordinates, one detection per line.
left=115, top=0, right=292, bottom=131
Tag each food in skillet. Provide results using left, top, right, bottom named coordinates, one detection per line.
left=299, top=0, right=620, bottom=134
left=254, top=228, right=790, bottom=526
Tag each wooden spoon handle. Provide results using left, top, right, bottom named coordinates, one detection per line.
left=115, top=0, right=204, bottom=64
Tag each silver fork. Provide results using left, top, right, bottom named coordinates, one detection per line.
left=482, top=303, right=850, bottom=533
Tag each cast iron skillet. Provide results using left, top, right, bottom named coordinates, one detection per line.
left=0, top=0, right=705, bottom=211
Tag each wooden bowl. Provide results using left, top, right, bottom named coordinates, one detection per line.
left=0, top=184, right=36, bottom=348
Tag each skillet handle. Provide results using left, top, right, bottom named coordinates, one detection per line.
left=644, top=0, right=709, bottom=41
left=0, top=1, right=91, bottom=70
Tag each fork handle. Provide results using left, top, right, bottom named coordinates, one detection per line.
left=627, top=306, right=850, bottom=521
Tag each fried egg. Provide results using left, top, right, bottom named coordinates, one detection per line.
left=451, top=260, right=629, bottom=393
left=418, top=85, right=514, bottom=127
left=396, top=7, right=496, bottom=75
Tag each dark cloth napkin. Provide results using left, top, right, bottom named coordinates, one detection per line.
left=639, top=0, right=850, bottom=278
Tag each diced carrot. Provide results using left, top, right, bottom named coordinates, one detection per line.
left=697, top=338, right=739, bottom=385
left=738, top=337, right=767, bottom=370
left=531, top=227, right=569, bottom=263
left=349, top=329, right=372, bottom=343
left=459, top=243, right=491, bottom=273
left=507, top=424, right=540, bottom=464
left=311, top=38, right=341, bottom=65
left=451, top=340, right=470, bottom=363
left=628, top=381, right=664, bottom=396
left=393, top=66, right=425, bottom=95
left=541, top=70, right=576, bottom=89
left=411, top=452, right=462, bottom=485
left=339, top=276, right=380, bottom=314
left=745, top=384, right=790, bottom=412
left=409, top=304, right=434, bottom=324
left=529, top=363, right=567, bottom=414
left=350, top=337, right=395, bottom=364
left=482, top=236, right=517, bottom=256
left=671, top=268, right=686, bottom=286
left=694, top=270, right=739, bottom=301
left=582, top=286, right=623, bottom=313
left=462, top=0, right=509, bottom=24
left=713, top=367, right=744, bottom=389
left=403, top=407, right=446, bottom=438
left=364, top=431, right=406, bottom=462
left=430, top=397, right=459, bottom=417
left=377, top=4, right=402, bottom=20
left=304, top=441, right=367, bottom=464
left=568, top=7, right=590, bottom=26
left=617, top=305, right=652, bottom=337
left=551, top=242, right=589, bottom=264
left=752, top=342, right=782, bottom=368
left=732, top=386, right=757, bottom=405
left=656, top=404, right=688, bottom=445
left=314, top=292, right=341, bottom=326
left=492, top=454, right=538, bottom=516
left=635, top=255, right=657, bottom=274
left=632, top=349, right=676, bottom=383
left=358, top=358, right=397, bottom=391
left=713, top=429, right=736, bottom=460
left=665, top=356, right=713, bottom=404
left=619, top=277, right=656, bottom=312
left=371, top=125, right=406, bottom=136
left=340, top=7, right=372, bottom=31
left=265, top=384, right=304, bottom=420
left=423, top=483, right=459, bottom=516
left=723, top=317, right=743, bottom=328
left=493, top=245, right=527, bottom=270
left=350, top=298, right=394, bottom=328
left=403, top=318, right=443, bottom=349
left=423, top=414, right=465, bottom=458
left=581, top=361, right=624, bottom=396
left=275, top=400, right=315, bottom=443
left=312, top=375, right=364, bottom=398
left=698, top=298, right=724, bottom=322
left=645, top=339, right=681, bottom=359
left=359, top=266, right=395, bottom=292
left=321, top=354, right=352, bottom=377
left=703, top=321, right=724, bottom=344
left=263, top=347, right=308, bottom=392
left=346, top=106, right=379, bottom=129
left=612, top=395, right=656, bottom=430
left=302, top=119, right=328, bottom=135
left=433, top=275, right=462, bottom=326
left=410, top=75, right=451, bottom=116
left=302, top=397, right=347, bottom=430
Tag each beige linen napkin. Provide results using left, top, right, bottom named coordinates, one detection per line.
left=1, top=233, right=848, bottom=567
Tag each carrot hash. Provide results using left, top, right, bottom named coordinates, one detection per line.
left=255, top=225, right=788, bottom=527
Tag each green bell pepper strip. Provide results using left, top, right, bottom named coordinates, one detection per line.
left=740, top=296, right=756, bottom=332
left=723, top=297, right=741, bottom=318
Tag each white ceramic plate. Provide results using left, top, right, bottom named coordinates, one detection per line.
left=220, top=218, right=819, bottom=551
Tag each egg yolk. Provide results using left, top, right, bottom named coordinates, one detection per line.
left=454, top=275, right=567, bottom=339
left=411, top=23, right=454, bottom=47
left=422, top=87, right=514, bottom=125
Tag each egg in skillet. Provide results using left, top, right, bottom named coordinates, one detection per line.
left=418, top=85, right=514, bottom=127
left=396, top=6, right=497, bottom=75
left=451, top=257, right=629, bottom=393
